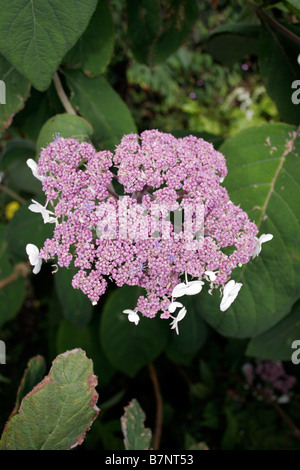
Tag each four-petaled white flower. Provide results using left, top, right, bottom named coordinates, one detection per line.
left=28, top=199, right=57, bottom=224
left=123, top=309, right=140, bottom=325
left=205, top=270, right=218, bottom=282
left=26, top=159, right=45, bottom=182
left=220, top=280, right=243, bottom=312
left=252, top=233, right=273, bottom=259
left=26, top=243, right=42, bottom=274
left=169, top=307, right=187, bottom=335
left=172, top=280, right=204, bottom=298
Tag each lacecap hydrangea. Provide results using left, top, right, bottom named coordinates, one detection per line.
left=26, top=131, right=272, bottom=333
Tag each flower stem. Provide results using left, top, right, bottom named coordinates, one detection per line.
left=148, top=362, right=163, bottom=450
left=0, top=184, right=26, bottom=204
left=53, top=72, right=77, bottom=115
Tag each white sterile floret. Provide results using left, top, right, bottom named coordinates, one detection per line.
left=220, top=280, right=243, bottom=312
left=28, top=199, right=57, bottom=224
left=123, top=309, right=140, bottom=325
left=172, top=280, right=204, bottom=298
left=252, top=233, right=273, bottom=259
left=205, top=270, right=218, bottom=282
left=169, top=307, right=187, bottom=335
left=26, top=159, right=44, bottom=182
left=26, top=243, right=42, bottom=274
left=168, top=301, right=183, bottom=313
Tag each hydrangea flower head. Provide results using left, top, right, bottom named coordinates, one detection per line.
left=26, top=131, right=271, bottom=328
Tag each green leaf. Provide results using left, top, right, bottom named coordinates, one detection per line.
left=100, top=286, right=169, bottom=377
left=0, top=0, right=98, bottom=91
left=0, top=348, right=99, bottom=450
left=207, top=23, right=260, bottom=67
left=54, top=266, right=93, bottom=328
left=36, top=113, right=93, bottom=157
left=0, top=54, right=30, bottom=134
left=65, top=70, right=137, bottom=150
left=258, top=21, right=300, bottom=124
left=6, top=201, right=54, bottom=259
left=64, top=0, right=114, bottom=77
left=166, top=296, right=208, bottom=364
left=121, top=399, right=152, bottom=450
left=126, top=0, right=161, bottom=64
left=0, top=139, right=41, bottom=194
left=246, top=299, right=300, bottom=360
left=198, top=124, right=300, bottom=338
left=126, top=0, right=199, bottom=65
left=56, top=319, right=115, bottom=386
left=10, top=356, right=46, bottom=418
left=285, top=0, right=300, bottom=11
left=0, top=225, right=26, bottom=327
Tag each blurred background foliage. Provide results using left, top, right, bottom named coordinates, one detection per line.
left=0, top=0, right=300, bottom=450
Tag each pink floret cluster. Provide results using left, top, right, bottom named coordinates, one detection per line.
left=242, top=359, right=296, bottom=403
left=37, top=130, right=258, bottom=318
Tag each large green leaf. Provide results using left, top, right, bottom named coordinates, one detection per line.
left=207, top=23, right=260, bottom=67
left=0, top=225, right=26, bottom=327
left=258, top=21, right=300, bottom=124
left=54, top=266, right=93, bottom=328
left=65, top=70, right=137, bottom=150
left=0, top=0, right=98, bottom=91
left=285, top=0, right=300, bottom=11
left=64, top=0, right=114, bottom=77
left=100, top=286, right=169, bottom=377
left=36, top=113, right=93, bottom=157
left=121, top=399, right=152, bottom=450
left=0, top=54, right=30, bottom=134
left=246, top=299, right=300, bottom=360
left=198, top=124, right=300, bottom=338
left=6, top=201, right=54, bottom=260
left=126, top=0, right=199, bottom=65
left=0, top=349, right=99, bottom=450
left=10, top=356, right=46, bottom=417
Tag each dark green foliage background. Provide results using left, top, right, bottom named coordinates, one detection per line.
left=0, top=0, right=299, bottom=451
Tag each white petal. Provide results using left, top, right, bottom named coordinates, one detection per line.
left=169, top=307, right=187, bottom=335
left=26, top=243, right=40, bottom=265
left=220, top=280, right=243, bottom=312
left=176, top=306, right=187, bottom=322
left=26, top=159, right=44, bottom=181
left=172, top=280, right=204, bottom=298
left=258, top=233, right=273, bottom=244
left=185, top=281, right=204, bottom=296
left=128, top=312, right=140, bottom=325
left=168, top=301, right=183, bottom=313
left=205, top=270, right=217, bottom=282
left=123, top=309, right=140, bottom=325
left=172, top=282, right=191, bottom=298
left=32, top=258, right=42, bottom=274
left=123, top=309, right=135, bottom=315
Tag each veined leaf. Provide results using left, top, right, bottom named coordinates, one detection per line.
left=0, top=0, right=98, bottom=91
left=0, top=349, right=99, bottom=450
left=121, top=399, right=152, bottom=450
left=198, top=124, right=300, bottom=338
left=0, top=54, right=30, bottom=134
